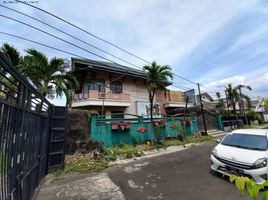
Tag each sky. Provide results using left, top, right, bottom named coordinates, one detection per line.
left=0, top=0, right=268, bottom=105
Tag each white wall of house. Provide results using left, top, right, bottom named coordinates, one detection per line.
left=73, top=71, right=150, bottom=117
left=123, top=78, right=149, bottom=116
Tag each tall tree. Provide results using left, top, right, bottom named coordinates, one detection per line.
left=234, top=84, right=252, bottom=114
left=0, top=43, right=22, bottom=67
left=20, top=49, right=79, bottom=105
left=215, top=92, right=224, bottom=114
left=143, top=61, right=173, bottom=121
left=225, top=84, right=236, bottom=114
left=0, top=43, right=22, bottom=101
left=225, top=83, right=252, bottom=115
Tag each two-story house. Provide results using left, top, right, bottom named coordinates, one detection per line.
left=71, top=58, right=193, bottom=118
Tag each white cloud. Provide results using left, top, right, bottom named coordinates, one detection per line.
left=202, top=71, right=268, bottom=99
left=29, top=0, right=256, bottom=66
left=229, top=25, right=268, bottom=52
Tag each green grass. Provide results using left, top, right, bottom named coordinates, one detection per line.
left=105, top=144, right=143, bottom=160
left=64, top=157, right=108, bottom=173
left=183, top=135, right=214, bottom=144
left=139, top=134, right=214, bottom=151
left=51, top=169, right=63, bottom=181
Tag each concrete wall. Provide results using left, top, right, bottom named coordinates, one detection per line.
left=264, top=113, right=268, bottom=122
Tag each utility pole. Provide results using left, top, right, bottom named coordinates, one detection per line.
left=197, top=83, right=207, bottom=135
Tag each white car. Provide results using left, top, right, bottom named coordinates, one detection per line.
left=210, top=129, right=268, bottom=183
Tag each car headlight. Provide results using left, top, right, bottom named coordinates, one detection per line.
left=212, top=148, right=218, bottom=157
left=253, top=158, right=267, bottom=169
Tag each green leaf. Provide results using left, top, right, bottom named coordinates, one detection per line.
left=262, top=181, right=268, bottom=187
left=262, top=191, right=268, bottom=200
left=235, top=177, right=246, bottom=194
left=230, top=175, right=237, bottom=183
left=247, top=183, right=260, bottom=200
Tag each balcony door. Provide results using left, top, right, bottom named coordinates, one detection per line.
left=83, top=80, right=105, bottom=98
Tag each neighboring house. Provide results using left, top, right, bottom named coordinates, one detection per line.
left=71, top=58, right=193, bottom=118
left=196, top=93, right=218, bottom=110
left=156, top=89, right=195, bottom=114
left=252, top=98, right=268, bottom=122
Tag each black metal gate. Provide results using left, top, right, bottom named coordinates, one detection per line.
left=197, top=111, right=218, bottom=131
left=0, top=52, right=66, bottom=200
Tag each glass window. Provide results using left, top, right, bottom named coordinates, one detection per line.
left=83, top=80, right=105, bottom=96
left=110, top=82, right=122, bottom=94
left=111, top=111, right=124, bottom=119
left=221, top=133, right=268, bottom=151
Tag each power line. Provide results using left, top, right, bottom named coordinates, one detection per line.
left=15, top=0, right=151, bottom=64
left=13, top=0, right=199, bottom=86
left=170, top=84, right=193, bottom=91
left=0, top=14, right=132, bottom=66
left=2, top=9, right=197, bottom=88
left=173, top=74, right=197, bottom=85
left=0, top=5, right=140, bottom=69
left=1, top=32, right=200, bottom=106
left=0, top=31, right=104, bottom=62
left=0, top=31, right=194, bottom=94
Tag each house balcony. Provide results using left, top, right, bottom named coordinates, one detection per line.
left=72, top=90, right=131, bottom=108
left=163, top=97, right=193, bottom=108
left=164, top=102, right=194, bottom=108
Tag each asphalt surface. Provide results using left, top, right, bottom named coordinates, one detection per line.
left=106, top=142, right=250, bottom=200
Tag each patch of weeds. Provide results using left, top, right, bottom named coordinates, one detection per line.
left=65, top=155, right=108, bottom=173
left=103, top=151, right=117, bottom=161
left=182, top=134, right=214, bottom=144
left=163, top=139, right=182, bottom=147
left=151, top=134, right=214, bottom=149
left=105, top=144, right=143, bottom=159
left=51, top=169, right=63, bottom=181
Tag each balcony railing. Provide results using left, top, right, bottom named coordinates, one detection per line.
left=74, top=90, right=130, bottom=101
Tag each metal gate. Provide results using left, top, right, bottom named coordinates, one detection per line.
left=0, top=52, right=66, bottom=200
left=197, top=111, right=218, bottom=131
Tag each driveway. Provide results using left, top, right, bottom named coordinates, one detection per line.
left=106, top=142, right=250, bottom=200
left=36, top=141, right=250, bottom=200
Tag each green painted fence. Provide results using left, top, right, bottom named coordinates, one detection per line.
left=90, top=114, right=199, bottom=147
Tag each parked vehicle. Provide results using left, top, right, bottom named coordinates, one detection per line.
left=210, top=129, right=268, bottom=183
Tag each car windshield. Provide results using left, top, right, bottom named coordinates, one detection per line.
left=221, top=133, right=268, bottom=151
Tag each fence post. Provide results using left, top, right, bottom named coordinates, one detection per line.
left=90, top=114, right=97, bottom=141
left=216, top=115, right=224, bottom=130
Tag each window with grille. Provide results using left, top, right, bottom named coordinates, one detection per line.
left=110, top=82, right=122, bottom=94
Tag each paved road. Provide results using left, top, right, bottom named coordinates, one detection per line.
left=106, top=142, right=250, bottom=200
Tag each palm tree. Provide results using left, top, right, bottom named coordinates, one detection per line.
left=225, top=84, right=236, bottom=114
left=0, top=43, right=22, bottom=101
left=234, top=84, right=252, bottom=115
left=225, top=84, right=252, bottom=115
left=215, top=92, right=224, bottom=113
left=1, top=43, right=22, bottom=67
left=143, top=61, right=173, bottom=121
left=19, top=49, right=79, bottom=105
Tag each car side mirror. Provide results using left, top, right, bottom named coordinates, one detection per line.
left=216, top=139, right=221, bottom=144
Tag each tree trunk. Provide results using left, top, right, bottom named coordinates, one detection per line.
left=232, top=99, right=236, bottom=115
left=150, top=98, right=153, bottom=122
left=149, top=88, right=156, bottom=122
